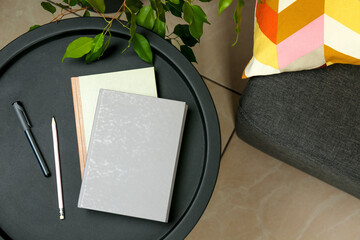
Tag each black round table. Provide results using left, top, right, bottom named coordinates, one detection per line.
left=0, top=18, right=220, bottom=240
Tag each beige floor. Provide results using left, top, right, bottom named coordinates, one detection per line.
left=1, top=1, right=359, bottom=239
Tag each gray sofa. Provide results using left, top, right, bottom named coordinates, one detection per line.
left=235, top=64, right=360, bottom=199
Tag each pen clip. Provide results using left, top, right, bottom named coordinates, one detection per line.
left=21, top=109, right=32, bottom=128
left=13, top=101, right=32, bottom=128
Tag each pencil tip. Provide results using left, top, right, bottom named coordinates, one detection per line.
left=60, top=209, right=65, bottom=220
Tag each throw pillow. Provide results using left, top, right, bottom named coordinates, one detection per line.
left=243, top=0, right=360, bottom=78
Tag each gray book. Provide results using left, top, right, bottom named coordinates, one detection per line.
left=78, top=89, right=188, bottom=222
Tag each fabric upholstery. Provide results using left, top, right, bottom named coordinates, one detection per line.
left=236, top=64, right=360, bottom=198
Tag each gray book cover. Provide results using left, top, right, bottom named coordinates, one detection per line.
left=78, top=89, right=188, bottom=222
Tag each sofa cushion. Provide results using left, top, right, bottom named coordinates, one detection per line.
left=236, top=64, right=360, bottom=198
left=243, top=0, right=360, bottom=78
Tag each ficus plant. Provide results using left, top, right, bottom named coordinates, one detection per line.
left=31, top=0, right=244, bottom=64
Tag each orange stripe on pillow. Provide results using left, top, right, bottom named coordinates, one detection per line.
left=256, top=1, right=278, bottom=44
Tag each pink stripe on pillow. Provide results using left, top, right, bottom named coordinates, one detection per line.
left=277, top=15, right=324, bottom=69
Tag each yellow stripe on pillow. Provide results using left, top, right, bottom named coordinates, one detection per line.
left=253, top=21, right=279, bottom=69
left=325, top=0, right=360, bottom=34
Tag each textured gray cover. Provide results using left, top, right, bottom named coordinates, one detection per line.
left=236, top=64, right=360, bottom=199
left=78, top=89, right=188, bottom=222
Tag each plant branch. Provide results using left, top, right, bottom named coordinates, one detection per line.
left=103, top=0, right=128, bottom=35
left=50, top=7, right=88, bottom=22
left=116, top=18, right=130, bottom=30
left=45, top=0, right=82, bottom=17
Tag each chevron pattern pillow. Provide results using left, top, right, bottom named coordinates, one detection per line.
left=243, top=0, right=360, bottom=78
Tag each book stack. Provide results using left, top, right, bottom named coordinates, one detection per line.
left=70, top=67, right=188, bottom=223
left=71, top=67, right=158, bottom=178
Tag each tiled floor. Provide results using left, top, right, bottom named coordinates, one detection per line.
left=1, top=1, right=359, bottom=239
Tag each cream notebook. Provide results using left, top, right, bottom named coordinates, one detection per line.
left=71, top=67, right=157, bottom=178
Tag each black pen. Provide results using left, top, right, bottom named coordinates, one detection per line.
left=12, top=101, right=50, bottom=177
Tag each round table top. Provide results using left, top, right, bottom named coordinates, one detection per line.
left=0, top=18, right=220, bottom=240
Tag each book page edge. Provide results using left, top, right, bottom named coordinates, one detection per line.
left=71, top=77, right=87, bottom=179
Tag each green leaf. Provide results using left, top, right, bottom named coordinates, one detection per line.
left=87, top=33, right=111, bottom=63
left=150, top=0, right=165, bottom=22
left=55, top=3, right=69, bottom=9
left=86, top=0, right=105, bottom=13
left=150, top=0, right=157, bottom=11
left=41, top=2, right=56, bottom=14
left=163, top=2, right=169, bottom=11
left=29, top=25, right=41, bottom=31
left=78, top=0, right=91, bottom=7
left=125, top=0, right=143, bottom=14
left=136, top=6, right=155, bottom=30
left=64, top=0, right=78, bottom=6
left=180, top=45, right=197, bottom=63
left=166, top=0, right=184, bottom=18
left=189, top=19, right=204, bottom=40
left=232, top=0, right=244, bottom=46
left=218, top=0, right=233, bottom=16
left=232, top=34, right=240, bottom=47
left=182, top=2, right=193, bottom=24
left=156, top=2, right=166, bottom=22
left=62, top=37, right=94, bottom=62
left=169, top=0, right=180, bottom=4
left=233, top=0, right=244, bottom=33
left=101, top=34, right=111, bottom=56
left=132, top=33, right=153, bottom=64
left=124, top=13, right=137, bottom=52
left=153, top=18, right=166, bottom=38
left=83, top=9, right=90, bottom=17
left=91, top=33, right=104, bottom=53
left=125, top=11, right=132, bottom=22
left=85, top=48, right=102, bottom=63
left=129, top=14, right=137, bottom=42
left=173, top=24, right=198, bottom=47
left=188, top=5, right=210, bottom=40
left=192, top=5, right=210, bottom=24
